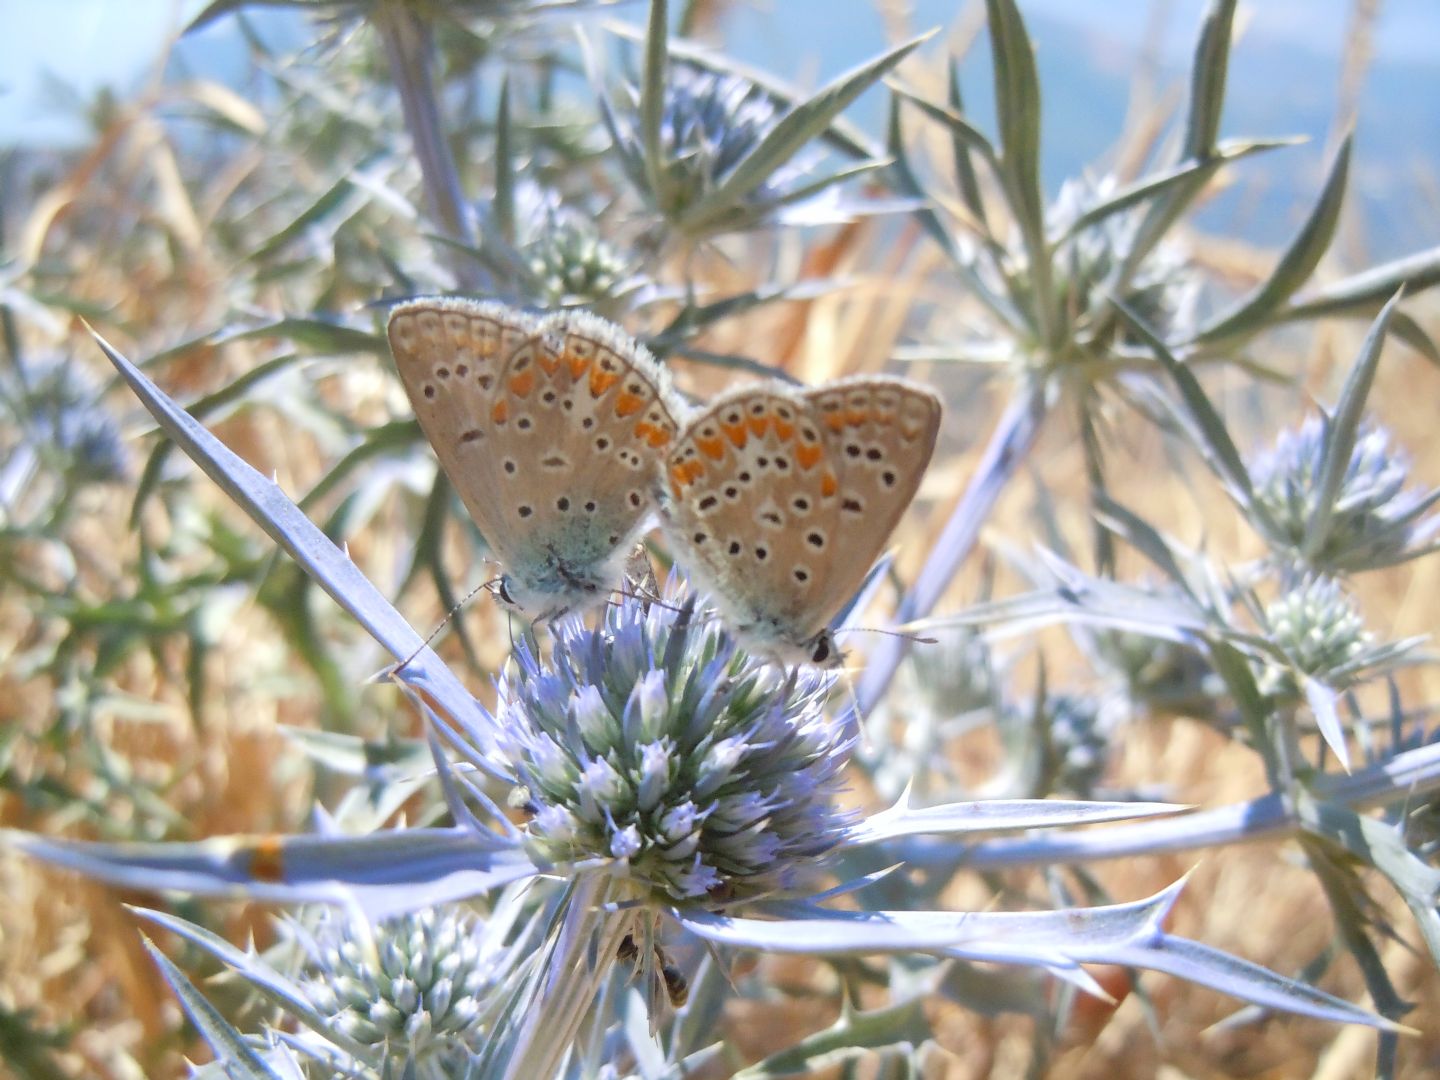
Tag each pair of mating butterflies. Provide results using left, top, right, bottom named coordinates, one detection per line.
left=387, top=297, right=941, bottom=667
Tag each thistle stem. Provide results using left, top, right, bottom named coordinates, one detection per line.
left=373, top=3, right=482, bottom=290
left=503, top=873, right=626, bottom=1080
left=852, top=376, right=1051, bottom=716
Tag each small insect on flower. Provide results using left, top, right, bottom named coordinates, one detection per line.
left=387, top=299, right=683, bottom=621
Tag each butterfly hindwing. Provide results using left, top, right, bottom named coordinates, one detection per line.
left=802, top=375, right=942, bottom=622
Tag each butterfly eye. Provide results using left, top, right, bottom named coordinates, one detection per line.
left=810, top=635, right=831, bottom=664
left=496, top=578, right=517, bottom=607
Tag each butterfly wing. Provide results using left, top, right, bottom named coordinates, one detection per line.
left=476, top=308, right=681, bottom=604
left=800, top=375, right=942, bottom=628
left=387, top=297, right=540, bottom=569
left=664, top=375, right=940, bottom=655
left=662, top=384, right=852, bottom=652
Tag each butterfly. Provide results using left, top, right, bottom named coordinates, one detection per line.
left=387, top=298, right=683, bottom=620
left=660, top=375, right=942, bottom=667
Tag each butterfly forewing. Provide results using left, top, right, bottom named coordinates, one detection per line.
left=388, top=298, right=540, bottom=569
left=802, top=376, right=942, bottom=625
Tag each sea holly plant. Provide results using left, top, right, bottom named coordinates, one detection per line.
left=0, top=333, right=1409, bottom=1076
left=855, top=0, right=1440, bottom=716
left=595, top=0, right=922, bottom=245
left=907, top=299, right=1440, bottom=1059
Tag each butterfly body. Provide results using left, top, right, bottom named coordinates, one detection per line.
left=388, top=298, right=681, bottom=621
left=660, top=375, right=942, bottom=666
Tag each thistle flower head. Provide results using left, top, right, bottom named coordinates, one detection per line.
left=1250, top=417, right=1439, bottom=573
left=1044, top=175, right=1200, bottom=348
left=651, top=64, right=783, bottom=212
left=499, top=591, right=855, bottom=904
left=608, top=61, right=831, bottom=239
left=300, top=906, right=497, bottom=1074
left=1261, top=576, right=1371, bottom=690
left=1040, top=693, right=1111, bottom=799
left=2, top=356, right=129, bottom=487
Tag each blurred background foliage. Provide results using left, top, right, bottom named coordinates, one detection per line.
left=2, top=0, right=1439, bottom=1076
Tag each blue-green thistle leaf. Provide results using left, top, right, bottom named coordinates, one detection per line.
left=946, top=56, right=988, bottom=230
left=494, top=76, right=517, bottom=246
left=842, top=798, right=1187, bottom=846
left=1281, top=243, right=1440, bottom=323
left=1195, top=134, right=1354, bottom=344
left=1302, top=290, right=1401, bottom=560
left=141, top=935, right=290, bottom=1080
left=984, top=0, right=1043, bottom=231
left=1299, top=795, right=1440, bottom=976
left=4, top=827, right=536, bottom=919
left=1113, top=299, right=1254, bottom=504
left=1181, top=0, right=1237, bottom=160
left=134, top=908, right=380, bottom=1064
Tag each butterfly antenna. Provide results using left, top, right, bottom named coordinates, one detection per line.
left=394, top=576, right=504, bottom=675
left=606, top=584, right=687, bottom=615
left=834, top=626, right=939, bottom=646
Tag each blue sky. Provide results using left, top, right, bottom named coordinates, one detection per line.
left=2, top=1, right=1435, bottom=254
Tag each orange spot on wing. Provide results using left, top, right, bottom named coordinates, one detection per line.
left=748, top=415, right=770, bottom=437
left=796, top=443, right=823, bottom=470
left=491, top=398, right=509, bottom=423
left=508, top=370, right=535, bottom=397
left=847, top=410, right=868, bottom=427
left=589, top=368, right=621, bottom=397
left=567, top=353, right=590, bottom=379
left=774, top=419, right=795, bottom=441
left=696, top=435, right=726, bottom=460
left=670, top=461, right=705, bottom=490
left=824, top=413, right=846, bottom=432
left=821, top=471, right=838, bottom=498
left=635, top=422, right=671, bottom=448
left=722, top=422, right=748, bottom=448
left=537, top=347, right=560, bottom=374
left=615, top=392, right=645, bottom=417
left=248, top=835, right=285, bottom=883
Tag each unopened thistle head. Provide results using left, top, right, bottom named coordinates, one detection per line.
left=609, top=61, right=821, bottom=238
left=515, top=185, right=641, bottom=315
left=1260, top=576, right=1371, bottom=693
left=3, top=356, right=130, bottom=487
left=300, top=906, right=496, bottom=1075
left=499, top=592, right=855, bottom=904
left=1251, top=417, right=1440, bottom=573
